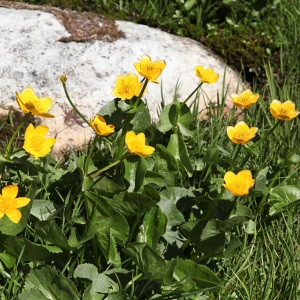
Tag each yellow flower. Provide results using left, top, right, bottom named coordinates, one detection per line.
left=16, top=86, right=54, bottom=118
left=90, top=115, right=115, bottom=136
left=134, top=54, right=166, bottom=83
left=125, top=131, right=155, bottom=158
left=0, top=185, right=30, bottom=224
left=223, top=170, right=255, bottom=197
left=194, top=66, right=219, bottom=84
left=23, top=124, right=56, bottom=160
left=227, top=121, right=258, bottom=145
left=112, top=73, right=143, bottom=100
left=231, top=89, right=259, bottom=109
left=270, top=99, right=299, bottom=120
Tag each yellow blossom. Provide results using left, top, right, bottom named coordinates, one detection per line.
left=23, top=124, right=56, bottom=160
left=231, top=89, right=259, bottom=109
left=125, top=131, right=155, bottom=158
left=194, top=66, right=219, bottom=84
left=227, top=121, right=258, bottom=145
left=134, top=54, right=166, bottom=83
left=90, top=115, right=115, bottom=136
left=270, top=99, right=299, bottom=120
left=223, top=170, right=255, bottom=196
left=16, top=86, right=54, bottom=118
left=0, top=185, right=30, bottom=224
left=112, top=73, right=143, bottom=100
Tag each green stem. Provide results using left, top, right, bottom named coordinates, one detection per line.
left=90, top=152, right=131, bottom=178
left=240, top=119, right=281, bottom=168
left=4, top=112, right=31, bottom=159
left=61, top=81, right=90, bottom=127
left=229, top=143, right=242, bottom=170
left=84, top=135, right=99, bottom=177
left=0, top=112, right=32, bottom=175
left=116, top=79, right=149, bottom=159
left=183, top=82, right=203, bottom=105
left=134, top=79, right=148, bottom=109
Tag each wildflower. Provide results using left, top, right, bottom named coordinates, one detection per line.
left=223, top=170, right=255, bottom=196
left=227, top=121, right=258, bottom=145
left=270, top=100, right=299, bottom=120
left=231, top=89, right=259, bottom=109
left=194, top=66, right=219, bottom=84
left=90, top=115, right=115, bottom=136
left=0, top=185, right=30, bottom=223
left=16, top=86, right=54, bottom=118
left=23, top=124, right=56, bottom=159
left=125, top=131, right=155, bottom=158
left=134, top=54, right=166, bottom=83
left=112, top=73, right=143, bottom=100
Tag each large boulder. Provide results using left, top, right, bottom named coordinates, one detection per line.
left=0, top=1, right=244, bottom=154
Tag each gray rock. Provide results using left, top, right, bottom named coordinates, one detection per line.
left=0, top=2, right=244, bottom=154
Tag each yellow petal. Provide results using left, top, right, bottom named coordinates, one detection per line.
left=16, top=197, right=31, bottom=208
left=2, top=185, right=18, bottom=198
left=6, top=209, right=22, bottom=224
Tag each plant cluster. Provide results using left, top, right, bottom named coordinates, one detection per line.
left=0, top=53, right=299, bottom=299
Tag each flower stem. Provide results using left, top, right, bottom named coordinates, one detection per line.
left=84, top=135, right=99, bottom=177
left=183, top=82, right=203, bottom=105
left=90, top=152, right=131, bottom=178
left=61, top=81, right=90, bottom=127
left=240, top=119, right=281, bottom=168
left=4, top=112, right=32, bottom=160
left=116, top=79, right=149, bottom=159
left=134, top=78, right=148, bottom=109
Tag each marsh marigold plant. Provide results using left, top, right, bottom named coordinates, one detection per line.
left=90, top=115, right=115, bottom=136
left=112, top=73, right=143, bottom=100
left=223, top=170, right=255, bottom=196
left=227, top=121, right=258, bottom=145
left=134, top=54, right=166, bottom=83
left=16, top=86, right=54, bottom=118
left=0, top=185, right=30, bottom=224
left=125, top=131, right=155, bottom=158
left=270, top=99, right=299, bottom=120
left=194, top=66, right=219, bottom=84
left=231, top=89, right=259, bottom=109
left=23, top=124, right=56, bottom=159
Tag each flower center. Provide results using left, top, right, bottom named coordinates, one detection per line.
left=30, top=135, right=45, bottom=152
left=0, top=196, right=17, bottom=214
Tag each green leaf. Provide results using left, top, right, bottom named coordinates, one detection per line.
left=144, top=170, right=167, bottom=188
left=111, top=191, right=156, bottom=217
left=167, top=134, right=194, bottom=174
left=131, top=105, right=151, bottom=132
left=168, top=258, right=222, bottom=292
left=142, top=206, right=167, bottom=249
left=35, top=219, right=73, bottom=251
left=30, top=200, right=56, bottom=221
left=74, top=263, right=98, bottom=281
left=124, top=243, right=166, bottom=280
left=0, top=252, right=15, bottom=269
left=18, top=265, right=79, bottom=300
left=199, top=219, right=225, bottom=256
left=5, top=237, right=59, bottom=261
left=157, top=103, right=178, bottom=132
left=155, top=144, right=178, bottom=186
left=159, top=187, right=194, bottom=226
left=177, top=103, right=196, bottom=137
left=85, top=192, right=129, bottom=246
left=123, top=156, right=147, bottom=192
left=268, top=185, right=300, bottom=215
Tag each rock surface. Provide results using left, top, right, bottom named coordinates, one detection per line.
left=0, top=1, right=244, bottom=154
